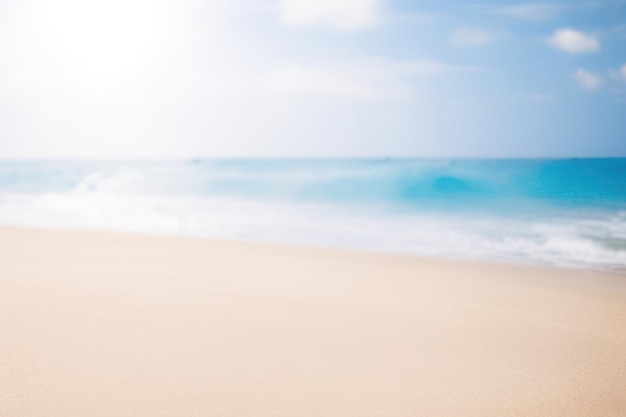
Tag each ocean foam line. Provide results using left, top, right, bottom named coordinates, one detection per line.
left=0, top=159, right=625, bottom=270
left=0, top=188, right=624, bottom=271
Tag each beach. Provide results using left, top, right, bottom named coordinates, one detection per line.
left=1, top=225, right=625, bottom=417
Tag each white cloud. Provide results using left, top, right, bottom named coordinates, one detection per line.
left=450, top=27, right=497, bottom=47
left=223, top=2, right=277, bottom=14
left=280, top=0, right=381, bottom=29
left=547, top=29, right=599, bottom=54
left=609, top=64, right=626, bottom=82
left=265, top=67, right=389, bottom=97
left=493, top=3, right=563, bottom=21
left=264, top=58, right=470, bottom=98
left=387, top=12, right=445, bottom=23
left=573, top=69, right=602, bottom=91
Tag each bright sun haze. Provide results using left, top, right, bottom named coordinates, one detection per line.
left=0, top=0, right=624, bottom=157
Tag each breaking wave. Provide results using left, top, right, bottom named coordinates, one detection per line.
left=0, top=159, right=625, bottom=270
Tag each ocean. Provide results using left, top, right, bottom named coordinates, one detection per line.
left=0, top=158, right=624, bottom=270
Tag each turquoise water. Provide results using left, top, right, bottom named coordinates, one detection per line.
left=0, top=159, right=624, bottom=269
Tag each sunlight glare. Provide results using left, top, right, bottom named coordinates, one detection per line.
left=28, top=0, right=178, bottom=84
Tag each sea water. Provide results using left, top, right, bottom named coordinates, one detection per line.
left=0, top=159, right=624, bottom=270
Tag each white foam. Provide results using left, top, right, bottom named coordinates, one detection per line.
left=73, top=169, right=144, bottom=194
left=0, top=169, right=624, bottom=270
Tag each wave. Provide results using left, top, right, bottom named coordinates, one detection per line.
left=0, top=159, right=624, bottom=270
left=2, top=159, right=625, bottom=205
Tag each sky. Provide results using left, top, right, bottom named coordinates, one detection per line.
left=0, top=0, right=624, bottom=158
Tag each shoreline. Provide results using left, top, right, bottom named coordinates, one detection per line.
left=1, top=223, right=624, bottom=275
left=1, top=225, right=625, bottom=416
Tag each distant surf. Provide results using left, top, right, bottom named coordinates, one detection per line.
left=0, top=159, right=624, bottom=270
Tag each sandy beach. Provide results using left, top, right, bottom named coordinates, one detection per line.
left=1, top=225, right=625, bottom=417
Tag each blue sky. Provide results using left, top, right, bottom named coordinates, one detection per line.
left=0, top=0, right=624, bottom=158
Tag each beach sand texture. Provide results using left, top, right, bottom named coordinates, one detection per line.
left=1, top=226, right=625, bottom=417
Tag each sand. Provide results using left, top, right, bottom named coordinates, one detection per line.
left=1, top=225, right=625, bottom=417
